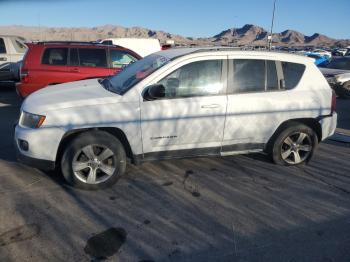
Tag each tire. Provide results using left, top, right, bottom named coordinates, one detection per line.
left=270, top=123, right=318, bottom=166
left=61, top=131, right=126, bottom=190
left=335, top=81, right=350, bottom=99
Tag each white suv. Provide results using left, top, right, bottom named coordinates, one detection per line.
left=15, top=48, right=337, bottom=190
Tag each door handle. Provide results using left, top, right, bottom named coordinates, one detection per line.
left=0, top=57, right=7, bottom=61
left=70, top=68, right=80, bottom=72
left=201, top=104, right=220, bottom=109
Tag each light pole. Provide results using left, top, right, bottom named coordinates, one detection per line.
left=268, top=0, right=277, bottom=50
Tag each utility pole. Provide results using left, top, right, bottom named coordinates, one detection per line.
left=268, top=0, right=277, bottom=50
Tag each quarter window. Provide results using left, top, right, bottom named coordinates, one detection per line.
left=158, top=60, right=223, bottom=98
left=281, top=62, right=306, bottom=89
left=78, top=48, right=107, bottom=67
left=42, top=48, right=68, bottom=65
left=0, top=38, right=6, bottom=54
left=109, top=50, right=137, bottom=69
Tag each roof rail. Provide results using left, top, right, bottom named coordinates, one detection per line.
left=36, top=41, right=100, bottom=45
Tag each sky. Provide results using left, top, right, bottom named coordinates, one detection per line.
left=0, top=0, right=349, bottom=39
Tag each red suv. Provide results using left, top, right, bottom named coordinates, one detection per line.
left=17, top=41, right=141, bottom=97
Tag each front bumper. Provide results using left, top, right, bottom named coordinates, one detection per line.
left=14, top=124, right=65, bottom=171
left=15, top=145, right=55, bottom=171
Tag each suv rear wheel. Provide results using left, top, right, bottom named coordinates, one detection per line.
left=61, top=131, right=126, bottom=190
left=271, top=124, right=318, bottom=166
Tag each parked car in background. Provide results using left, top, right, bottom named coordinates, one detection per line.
left=332, top=48, right=347, bottom=56
left=15, top=48, right=337, bottom=189
left=99, top=38, right=162, bottom=57
left=319, top=56, right=350, bottom=98
left=0, top=35, right=27, bottom=81
left=305, top=53, right=329, bottom=66
left=312, top=49, right=332, bottom=58
left=17, top=41, right=141, bottom=97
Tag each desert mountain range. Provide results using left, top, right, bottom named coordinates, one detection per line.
left=1, top=24, right=349, bottom=47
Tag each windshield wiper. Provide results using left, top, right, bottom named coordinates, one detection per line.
left=99, top=78, right=112, bottom=91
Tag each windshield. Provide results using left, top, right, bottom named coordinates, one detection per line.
left=102, top=54, right=170, bottom=95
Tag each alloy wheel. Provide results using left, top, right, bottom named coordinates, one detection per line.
left=72, top=144, right=116, bottom=184
left=281, top=132, right=313, bottom=165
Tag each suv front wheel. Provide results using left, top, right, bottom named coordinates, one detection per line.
left=271, top=124, right=318, bottom=166
left=61, top=131, right=126, bottom=190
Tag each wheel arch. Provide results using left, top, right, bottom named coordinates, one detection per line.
left=266, top=118, right=322, bottom=153
left=56, top=127, right=135, bottom=166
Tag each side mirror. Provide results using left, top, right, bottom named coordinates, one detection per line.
left=146, top=84, right=166, bottom=100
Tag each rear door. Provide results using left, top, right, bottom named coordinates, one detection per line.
left=223, top=57, right=307, bottom=152
left=223, top=58, right=282, bottom=151
left=39, top=47, right=69, bottom=85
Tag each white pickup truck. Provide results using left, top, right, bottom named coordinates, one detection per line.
left=0, top=35, right=27, bottom=81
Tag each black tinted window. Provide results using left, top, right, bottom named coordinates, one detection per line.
left=69, top=48, right=79, bottom=66
left=0, top=38, right=6, bottom=53
left=282, top=62, right=306, bottom=89
left=78, top=48, right=107, bottom=67
left=233, top=59, right=265, bottom=92
left=42, top=48, right=68, bottom=65
left=267, top=60, right=278, bottom=90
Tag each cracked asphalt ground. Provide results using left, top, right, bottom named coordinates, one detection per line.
left=0, top=86, right=350, bottom=262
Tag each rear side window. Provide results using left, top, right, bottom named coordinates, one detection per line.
left=231, top=59, right=279, bottom=93
left=281, top=62, right=306, bottom=89
left=42, top=48, right=68, bottom=65
left=78, top=48, right=107, bottom=67
left=109, top=50, right=138, bottom=68
left=0, top=38, right=6, bottom=54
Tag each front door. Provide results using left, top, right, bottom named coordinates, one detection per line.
left=140, top=57, right=228, bottom=157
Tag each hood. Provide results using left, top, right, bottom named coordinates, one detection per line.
left=22, top=79, right=122, bottom=114
left=319, top=67, right=350, bottom=77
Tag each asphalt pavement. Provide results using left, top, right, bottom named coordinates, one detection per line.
left=0, top=86, right=349, bottom=262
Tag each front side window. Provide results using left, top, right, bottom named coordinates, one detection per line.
left=42, top=48, right=68, bottom=65
left=109, top=50, right=138, bottom=68
left=0, top=38, right=6, bottom=54
left=281, top=62, right=306, bottom=89
left=158, top=60, right=223, bottom=98
left=78, top=48, right=107, bottom=67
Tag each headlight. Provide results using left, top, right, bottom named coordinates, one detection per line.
left=19, top=111, right=46, bottom=128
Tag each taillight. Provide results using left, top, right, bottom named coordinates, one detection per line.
left=331, top=91, right=336, bottom=114
left=21, top=69, right=29, bottom=83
